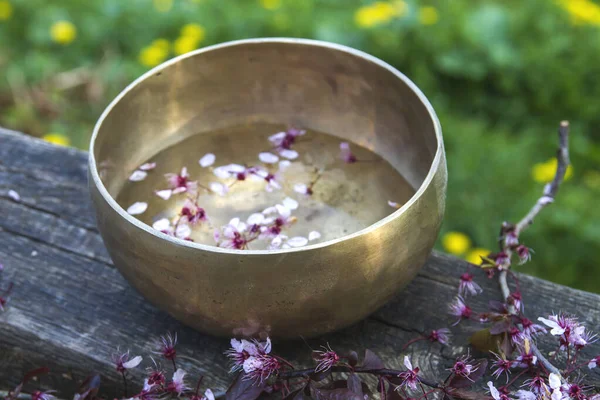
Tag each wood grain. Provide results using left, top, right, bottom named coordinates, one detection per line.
left=1, top=127, right=599, bottom=398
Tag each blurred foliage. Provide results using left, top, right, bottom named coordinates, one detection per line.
left=0, top=0, right=599, bottom=291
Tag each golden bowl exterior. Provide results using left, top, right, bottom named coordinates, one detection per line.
left=89, top=38, right=447, bottom=338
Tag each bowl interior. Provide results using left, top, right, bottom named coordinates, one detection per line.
left=90, top=39, right=441, bottom=250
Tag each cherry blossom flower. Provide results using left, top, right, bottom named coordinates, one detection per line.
left=495, top=251, right=510, bottom=269
left=180, top=199, right=207, bottom=226
left=509, top=326, right=526, bottom=345
left=269, top=128, right=305, bottom=159
left=388, top=200, right=401, bottom=209
left=31, top=391, right=56, bottom=400
left=164, top=167, right=198, bottom=196
left=548, top=373, right=566, bottom=400
left=588, top=355, right=600, bottom=369
left=213, top=164, right=247, bottom=180
left=504, top=231, right=519, bottom=247
left=520, top=317, right=546, bottom=338
left=487, top=382, right=511, bottom=400
left=564, top=382, right=586, bottom=400
left=514, top=390, right=536, bottom=400
left=129, top=170, right=148, bottom=181
left=516, top=245, right=532, bottom=264
left=127, top=202, right=148, bottom=215
left=199, top=153, right=216, bottom=168
left=243, top=354, right=281, bottom=384
left=260, top=198, right=299, bottom=239
left=214, top=218, right=249, bottom=249
left=153, top=218, right=173, bottom=234
left=339, top=142, right=357, bottom=164
left=537, top=313, right=593, bottom=349
left=428, top=328, right=451, bottom=345
left=7, top=189, right=20, bottom=202
left=139, top=162, right=156, bottom=171
left=251, top=167, right=283, bottom=192
left=449, top=354, right=478, bottom=380
left=514, top=340, right=537, bottom=368
left=491, top=352, right=513, bottom=382
left=458, top=273, right=482, bottom=296
left=508, top=292, right=523, bottom=311
left=226, top=337, right=272, bottom=372
left=175, top=224, right=193, bottom=241
left=314, top=344, right=339, bottom=372
left=156, top=332, right=177, bottom=361
left=448, top=296, right=472, bottom=325
left=397, top=356, right=420, bottom=391
left=113, top=350, right=143, bottom=373
left=523, top=376, right=545, bottom=394
left=147, top=365, right=166, bottom=386
left=293, top=183, right=312, bottom=195
left=167, top=369, right=189, bottom=395
left=538, top=314, right=569, bottom=336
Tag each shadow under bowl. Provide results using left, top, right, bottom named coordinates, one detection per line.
left=89, top=38, right=447, bottom=339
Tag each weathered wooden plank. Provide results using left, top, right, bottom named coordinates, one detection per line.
left=1, top=128, right=599, bottom=398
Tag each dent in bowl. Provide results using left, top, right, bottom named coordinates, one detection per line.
left=89, top=38, right=446, bottom=338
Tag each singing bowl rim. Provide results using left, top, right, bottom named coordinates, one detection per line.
left=89, top=37, right=444, bottom=256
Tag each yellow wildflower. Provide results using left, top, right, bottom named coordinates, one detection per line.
left=465, top=248, right=491, bottom=265
left=442, top=231, right=472, bottom=256
left=354, top=1, right=407, bottom=29
left=0, top=0, right=13, bottom=21
left=151, top=39, right=170, bottom=52
left=154, top=0, right=173, bottom=13
left=583, top=170, right=600, bottom=190
left=260, top=0, right=282, bottom=11
left=531, top=158, right=573, bottom=183
left=50, top=21, right=77, bottom=45
left=419, top=6, right=439, bottom=26
left=181, top=23, right=206, bottom=42
left=174, top=36, right=199, bottom=55
left=139, top=43, right=169, bottom=68
left=559, top=0, right=600, bottom=25
left=43, top=133, right=70, bottom=147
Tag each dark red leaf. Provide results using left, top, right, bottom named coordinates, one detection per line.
left=347, top=351, right=359, bottom=367
left=489, top=319, right=511, bottom=335
left=499, top=334, right=514, bottom=356
left=284, top=388, right=307, bottom=400
left=386, top=381, right=404, bottom=400
left=226, top=373, right=265, bottom=400
left=347, top=374, right=363, bottom=396
left=447, top=388, right=493, bottom=400
left=310, top=369, right=332, bottom=382
left=310, top=386, right=362, bottom=400
left=362, top=349, right=385, bottom=370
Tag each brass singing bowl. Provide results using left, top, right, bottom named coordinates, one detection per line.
left=89, top=38, right=447, bottom=339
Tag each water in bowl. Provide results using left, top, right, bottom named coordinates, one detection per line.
left=116, top=122, right=415, bottom=250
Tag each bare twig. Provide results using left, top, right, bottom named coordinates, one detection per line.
left=497, top=121, right=570, bottom=378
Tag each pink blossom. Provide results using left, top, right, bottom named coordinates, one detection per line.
left=507, top=292, right=523, bottom=311
left=113, top=350, right=143, bottom=373
left=491, top=352, right=513, bottom=383
left=514, top=342, right=537, bottom=368
left=397, top=356, right=420, bottom=391
left=251, top=167, right=283, bottom=192
left=588, top=355, right=600, bottom=369
left=458, top=273, right=482, bottom=296
left=147, top=366, right=166, bottom=386
left=156, top=332, right=177, bottom=361
left=495, top=251, right=510, bottom=269
left=519, top=317, right=546, bottom=338
left=514, top=390, right=536, bottom=400
left=213, top=163, right=246, bottom=179
left=214, top=218, right=249, bottom=249
left=509, top=326, right=526, bottom=345
left=427, top=328, right=451, bottom=345
left=516, top=245, right=532, bottom=264
left=226, top=337, right=272, bottom=372
left=269, top=128, right=305, bottom=159
left=449, top=354, right=478, bottom=380
left=167, top=369, right=189, bottom=395
left=523, top=376, right=545, bottom=394
left=448, top=296, right=472, bottom=325
left=153, top=218, right=173, bottom=234
left=293, top=183, right=312, bottom=195
left=243, top=354, right=281, bottom=384
left=537, top=313, right=593, bottom=350
left=339, top=142, right=357, bottom=163
left=314, top=344, right=339, bottom=372
left=165, top=167, right=198, bottom=196
left=487, top=382, right=511, bottom=400
left=504, top=231, right=519, bottom=247
left=180, top=199, right=207, bottom=226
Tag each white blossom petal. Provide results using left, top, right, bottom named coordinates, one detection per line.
left=122, top=355, right=143, bottom=369
left=139, top=162, right=156, bottom=171
left=247, top=213, right=265, bottom=225
left=294, top=183, right=308, bottom=194
left=308, top=231, right=321, bottom=241
left=259, top=152, right=279, bottom=164
left=175, top=224, right=192, bottom=239
left=228, top=164, right=246, bottom=173
left=129, top=170, right=148, bottom=181
left=549, top=373, right=562, bottom=390
left=127, top=202, right=148, bottom=215
left=204, top=389, right=215, bottom=400
left=279, top=149, right=298, bottom=160
left=210, top=182, right=228, bottom=196
left=199, top=153, right=216, bottom=167
left=538, top=317, right=566, bottom=335
left=269, top=236, right=284, bottom=249
left=516, top=390, right=536, bottom=400
left=388, top=200, right=401, bottom=209
left=275, top=204, right=291, bottom=218
left=180, top=167, right=189, bottom=177
left=282, top=197, right=299, bottom=210
left=173, top=368, right=186, bottom=384
left=213, top=166, right=233, bottom=179
left=262, top=337, right=272, bottom=354
left=279, top=160, right=291, bottom=171
left=152, top=218, right=171, bottom=231
left=403, top=356, right=413, bottom=371
left=487, top=382, right=500, bottom=400
left=262, top=206, right=278, bottom=215
left=155, top=189, right=172, bottom=200
left=588, top=359, right=597, bottom=369
left=7, top=189, right=20, bottom=202
left=269, top=131, right=286, bottom=143
left=287, top=236, right=308, bottom=247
